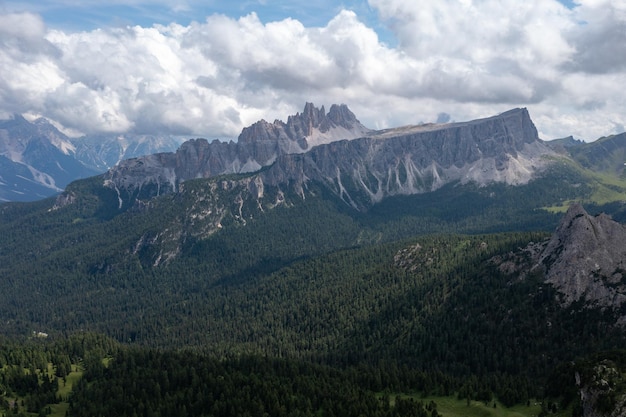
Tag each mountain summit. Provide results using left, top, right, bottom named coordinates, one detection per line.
left=101, top=105, right=557, bottom=211
left=238, top=102, right=371, bottom=156
left=495, top=202, right=626, bottom=321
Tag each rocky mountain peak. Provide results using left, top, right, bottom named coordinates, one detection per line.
left=238, top=102, right=370, bottom=151
left=327, top=104, right=359, bottom=130
left=537, top=203, right=626, bottom=312
left=295, top=102, right=326, bottom=135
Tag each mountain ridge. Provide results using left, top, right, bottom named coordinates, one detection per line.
left=100, top=105, right=558, bottom=211
left=102, top=102, right=371, bottom=198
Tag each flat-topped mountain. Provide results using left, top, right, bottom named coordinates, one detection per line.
left=102, top=105, right=557, bottom=211
left=253, top=107, right=555, bottom=210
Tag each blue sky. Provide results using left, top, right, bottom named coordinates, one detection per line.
left=4, top=0, right=573, bottom=43
left=0, top=0, right=625, bottom=141
left=4, top=1, right=382, bottom=32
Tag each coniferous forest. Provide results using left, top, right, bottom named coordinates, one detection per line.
left=1, top=165, right=626, bottom=416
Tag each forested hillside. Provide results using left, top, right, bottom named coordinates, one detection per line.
left=1, top=311, right=624, bottom=417
left=2, top=142, right=626, bottom=416
left=0, top=165, right=582, bottom=343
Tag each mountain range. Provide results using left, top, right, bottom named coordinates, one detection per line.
left=101, top=104, right=556, bottom=212
left=0, top=102, right=624, bottom=333
left=0, top=115, right=183, bottom=202
left=2, top=103, right=626, bottom=416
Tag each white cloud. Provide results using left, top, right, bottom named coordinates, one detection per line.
left=565, top=0, right=626, bottom=73
left=0, top=1, right=625, bottom=141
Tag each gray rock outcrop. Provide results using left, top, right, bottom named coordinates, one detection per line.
left=535, top=203, right=626, bottom=313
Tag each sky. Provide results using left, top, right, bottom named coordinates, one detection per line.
left=0, top=0, right=625, bottom=142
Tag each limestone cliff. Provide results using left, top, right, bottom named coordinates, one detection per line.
left=535, top=203, right=626, bottom=313
left=253, top=107, right=556, bottom=209
left=102, top=103, right=370, bottom=197
left=100, top=105, right=558, bottom=211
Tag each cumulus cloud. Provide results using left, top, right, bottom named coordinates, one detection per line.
left=0, top=1, right=625, bottom=141
left=565, top=0, right=626, bottom=73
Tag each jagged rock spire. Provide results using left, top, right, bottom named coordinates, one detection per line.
left=538, top=203, right=626, bottom=310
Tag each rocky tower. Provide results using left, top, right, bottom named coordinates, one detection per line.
left=237, top=102, right=371, bottom=158
left=537, top=203, right=626, bottom=312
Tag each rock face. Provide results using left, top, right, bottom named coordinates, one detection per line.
left=238, top=102, right=371, bottom=159
left=535, top=203, right=626, bottom=311
left=103, top=105, right=558, bottom=210
left=255, top=107, right=552, bottom=209
left=105, top=103, right=371, bottom=195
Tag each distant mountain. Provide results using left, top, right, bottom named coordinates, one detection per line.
left=0, top=115, right=98, bottom=202
left=236, top=102, right=372, bottom=157
left=0, top=115, right=183, bottom=202
left=103, top=103, right=371, bottom=199
left=71, top=133, right=185, bottom=173
left=42, top=105, right=626, bottom=265
left=102, top=105, right=558, bottom=211
left=252, top=107, right=554, bottom=210
left=567, top=133, right=626, bottom=177
left=547, top=135, right=584, bottom=147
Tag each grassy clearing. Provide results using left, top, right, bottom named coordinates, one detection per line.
left=382, top=394, right=543, bottom=417
left=428, top=396, right=540, bottom=417
left=543, top=172, right=626, bottom=213
left=57, top=363, right=83, bottom=399
left=543, top=201, right=575, bottom=214
left=48, top=402, right=70, bottom=417
left=47, top=364, right=84, bottom=417
left=0, top=363, right=84, bottom=417
left=400, top=395, right=576, bottom=417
